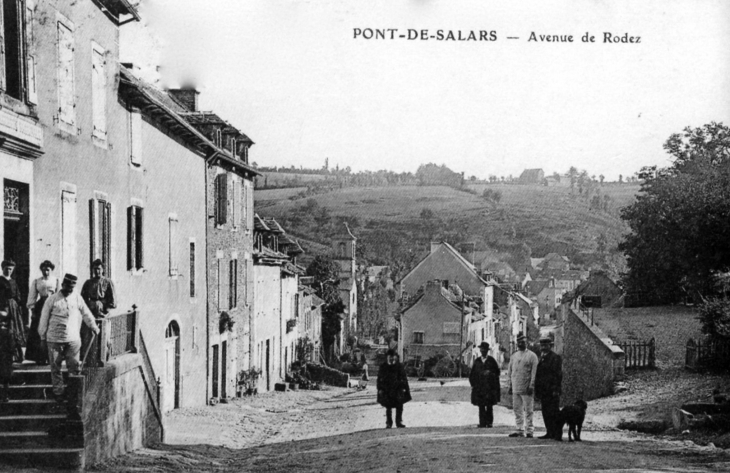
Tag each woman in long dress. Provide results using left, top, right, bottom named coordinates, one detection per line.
left=0, top=260, right=26, bottom=363
left=25, top=260, right=58, bottom=364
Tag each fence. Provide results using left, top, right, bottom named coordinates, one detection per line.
left=617, top=337, right=655, bottom=369
left=685, top=338, right=730, bottom=372
left=83, top=306, right=139, bottom=368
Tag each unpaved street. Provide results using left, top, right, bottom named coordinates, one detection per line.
left=82, top=378, right=730, bottom=472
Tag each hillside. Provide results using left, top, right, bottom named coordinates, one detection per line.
left=254, top=183, right=640, bottom=278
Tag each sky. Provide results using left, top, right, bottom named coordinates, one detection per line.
left=121, top=0, right=730, bottom=181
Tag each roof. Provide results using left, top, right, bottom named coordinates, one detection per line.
left=526, top=280, right=550, bottom=296
left=519, top=168, right=544, bottom=182
left=254, top=214, right=270, bottom=232
left=311, top=294, right=326, bottom=308
left=263, top=218, right=285, bottom=234
left=97, top=0, right=140, bottom=24
left=118, top=67, right=259, bottom=177
left=399, top=241, right=495, bottom=287
left=530, top=258, right=545, bottom=269
left=179, top=111, right=254, bottom=144
left=514, top=292, right=536, bottom=307
left=367, top=266, right=388, bottom=278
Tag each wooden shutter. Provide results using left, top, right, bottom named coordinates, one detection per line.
left=89, top=199, right=96, bottom=276
left=189, top=242, right=196, bottom=298
left=0, top=2, right=6, bottom=92
left=91, top=45, right=106, bottom=137
left=135, top=207, right=144, bottom=269
left=168, top=217, right=178, bottom=276
left=215, top=173, right=228, bottom=225
left=25, top=0, right=37, bottom=104
left=102, top=201, right=111, bottom=278
left=130, top=108, right=142, bottom=165
left=57, top=19, right=75, bottom=126
left=61, top=191, right=77, bottom=277
left=127, top=206, right=135, bottom=270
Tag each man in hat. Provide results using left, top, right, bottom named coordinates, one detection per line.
left=507, top=333, right=538, bottom=437
left=469, top=341, right=501, bottom=428
left=377, top=348, right=411, bottom=428
left=81, top=259, right=117, bottom=319
left=38, top=274, right=100, bottom=401
left=535, top=334, right=563, bottom=440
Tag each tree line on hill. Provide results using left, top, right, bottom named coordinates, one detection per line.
left=619, top=122, right=730, bottom=341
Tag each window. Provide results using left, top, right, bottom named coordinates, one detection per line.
left=129, top=107, right=142, bottom=165
left=189, top=241, right=196, bottom=298
left=1, top=0, right=24, bottom=100
left=91, top=42, right=107, bottom=144
left=231, top=178, right=240, bottom=228
left=214, top=173, right=228, bottom=225
left=89, top=197, right=111, bottom=277
left=61, top=189, right=77, bottom=277
left=56, top=14, right=75, bottom=133
left=168, top=215, right=179, bottom=276
left=126, top=205, right=144, bottom=271
left=216, top=256, right=223, bottom=310
left=294, top=294, right=300, bottom=318
left=230, top=137, right=237, bottom=158
left=413, top=331, right=424, bottom=344
left=228, top=259, right=237, bottom=309
left=243, top=180, right=251, bottom=231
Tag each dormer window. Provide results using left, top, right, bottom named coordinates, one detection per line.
left=230, top=137, right=237, bottom=159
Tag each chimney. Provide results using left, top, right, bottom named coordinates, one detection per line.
left=430, top=242, right=441, bottom=254
left=168, top=88, right=199, bottom=112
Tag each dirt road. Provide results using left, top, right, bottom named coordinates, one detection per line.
left=83, top=379, right=730, bottom=472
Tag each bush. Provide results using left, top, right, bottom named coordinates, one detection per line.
left=698, top=297, right=730, bottom=341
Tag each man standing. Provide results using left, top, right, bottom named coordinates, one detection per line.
left=535, top=335, right=563, bottom=440
left=507, top=333, right=538, bottom=438
left=81, top=259, right=117, bottom=318
left=469, top=341, right=501, bottom=428
left=38, top=274, right=100, bottom=402
left=377, top=348, right=411, bottom=428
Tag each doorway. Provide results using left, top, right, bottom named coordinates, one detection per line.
left=3, top=180, right=30, bottom=313
left=164, top=321, right=181, bottom=411
left=265, top=339, right=270, bottom=391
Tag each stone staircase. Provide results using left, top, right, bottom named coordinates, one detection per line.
left=0, top=363, right=84, bottom=470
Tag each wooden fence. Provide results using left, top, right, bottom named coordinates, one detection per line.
left=617, top=338, right=655, bottom=369
left=685, top=338, right=730, bottom=372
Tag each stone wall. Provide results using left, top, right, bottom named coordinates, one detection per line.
left=82, top=354, right=163, bottom=466
left=562, top=307, right=625, bottom=403
left=305, top=363, right=350, bottom=387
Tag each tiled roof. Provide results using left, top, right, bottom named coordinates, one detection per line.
left=118, top=66, right=259, bottom=177
left=263, top=217, right=285, bottom=234
left=179, top=111, right=254, bottom=144
left=254, top=214, right=270, bottom=232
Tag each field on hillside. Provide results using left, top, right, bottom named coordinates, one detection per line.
left=256, top=172, right=337, bottom=188
left=254, top=183, right=638, bottom=275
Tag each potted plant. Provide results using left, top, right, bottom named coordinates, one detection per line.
left=237, top=367, right=261, bottom=396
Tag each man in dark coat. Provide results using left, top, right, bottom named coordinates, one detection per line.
left=377, top=348, right=411, bottom=428
left=535, top=335, right=563, bottom=440
left=470, top=341, right=501, bottom=428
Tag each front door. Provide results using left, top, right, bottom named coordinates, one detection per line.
left=164, top=321, right=181, bottom=412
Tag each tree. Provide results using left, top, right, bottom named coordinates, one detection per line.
left=420, top=208, right=434, bottom=220
left=618, top=174, right=623, bottom=183
left=599, top=174, right=605, bottom=185
left=567, top=166, right=578, bottom=193
left=306, top=256, right=345, bottom=356
left=619, top=122, right=730, bottom=305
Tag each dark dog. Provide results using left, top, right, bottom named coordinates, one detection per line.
left=559, top=399, right=587, bottom=442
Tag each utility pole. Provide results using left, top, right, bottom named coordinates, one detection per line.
left=458, top=289, right=465, bottom=378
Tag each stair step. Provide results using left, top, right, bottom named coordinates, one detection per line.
left=0, top=399, right=67, bottom=416
left=8, top=384, right=56, bottom=400
left=0, top=412, right=67, bottom=433
left=12, top=369, right=68, bottom=385
left=0, top=448, right=84, bottom=469
left=0, top=431, right=82, bottom=449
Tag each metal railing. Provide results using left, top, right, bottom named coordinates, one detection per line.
left=82, top=306, right=139, bottom=368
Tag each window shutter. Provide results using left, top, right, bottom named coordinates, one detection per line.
left=135, top=207, right=144, bottom=269
left=232, top=178, right=239, bottom=227
left=189, top=242, right=196, bottom=298
left=103, top=201, right=112, bottom=278
left=89, top=199, right=96, bottom=276
left=0, top=4, right=6, bottom=92
left=25, top=1, right=37, bottom=103
left=61, top=191, right=77, bottom=277
left=127, top=206, right=135, bottom=270
left=215, top=173, right=228, bottom=225
left=130, top=108, right=142, bottom=165
left=168, top=217, right=178, bottom=276
left=57, top=20, right=75, bottom=126
left=91, top=46, right=107, bottom=137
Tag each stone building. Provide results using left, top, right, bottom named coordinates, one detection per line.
left=332, top=223, right=357, bottom=352
left=171, top=101, right=259, bottom=402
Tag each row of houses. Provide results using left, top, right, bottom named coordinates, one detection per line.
left=0, top=0, right=335, bottom=412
